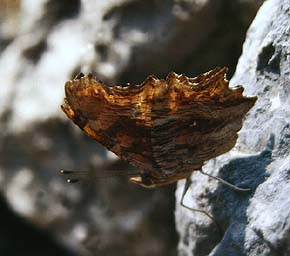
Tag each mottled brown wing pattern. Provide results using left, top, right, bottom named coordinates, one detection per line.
left=61, top=74, right=157, bottom=174
left=150, top=68, right=256, bottom=185
left=61, top=67, right=257, bottom=187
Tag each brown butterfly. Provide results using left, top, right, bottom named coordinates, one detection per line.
left=61, top=67, right=256, bottom=189
left=61, top=67, right=257, bottom=224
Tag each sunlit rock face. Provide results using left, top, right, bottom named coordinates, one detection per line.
left=0, top=0, right=261, bottom=255
left=175, top=0, right=290, bottom=255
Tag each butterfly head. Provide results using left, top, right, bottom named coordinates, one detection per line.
left=129, top=173, right=156, bottom=188
left=129, top=172, right=179, bottom=188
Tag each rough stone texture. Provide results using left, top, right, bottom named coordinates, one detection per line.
left=175, top=0, right=290, bottom=255
left=0, top=0, right=262, bottom=255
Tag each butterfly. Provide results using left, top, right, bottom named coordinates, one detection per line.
left=61, top=67, right=256, bottom=188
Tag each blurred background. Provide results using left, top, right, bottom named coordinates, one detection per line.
left=0, top=0, right=263, bottom=255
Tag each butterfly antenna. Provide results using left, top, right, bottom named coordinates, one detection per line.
left=60, top=169, right=140, bottom=183
left=199, top=169, right=251, bottom=192
left=60, top=170, right=86, bottom=183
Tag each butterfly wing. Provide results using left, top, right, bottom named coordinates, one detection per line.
left=61, top=74, right=158, bottom=174
left=62, top=68, right=257, bottom=187
left=150, top=67, right=257, bottom=181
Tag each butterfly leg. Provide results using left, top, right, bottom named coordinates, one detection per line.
left=180, top=176, right=223, bottom=234
left=199, top=169, right=251, bottom=192
left=180, top=177, right=217, bottom=222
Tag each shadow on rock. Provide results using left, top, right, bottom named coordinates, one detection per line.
left=209, top=135, right=274, bottom=255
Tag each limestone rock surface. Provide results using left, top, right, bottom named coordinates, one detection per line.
left=175, top=0, right=290, bottom=255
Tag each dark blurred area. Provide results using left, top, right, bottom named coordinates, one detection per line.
left=0, top=0, right=263, bottom=255
left=0, top=193, right=75, bottom=256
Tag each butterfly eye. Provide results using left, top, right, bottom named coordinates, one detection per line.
left=141, top=173, right=154, bottom=186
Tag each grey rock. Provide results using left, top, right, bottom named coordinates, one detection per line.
left=175, top=0, right=290, bottom=255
